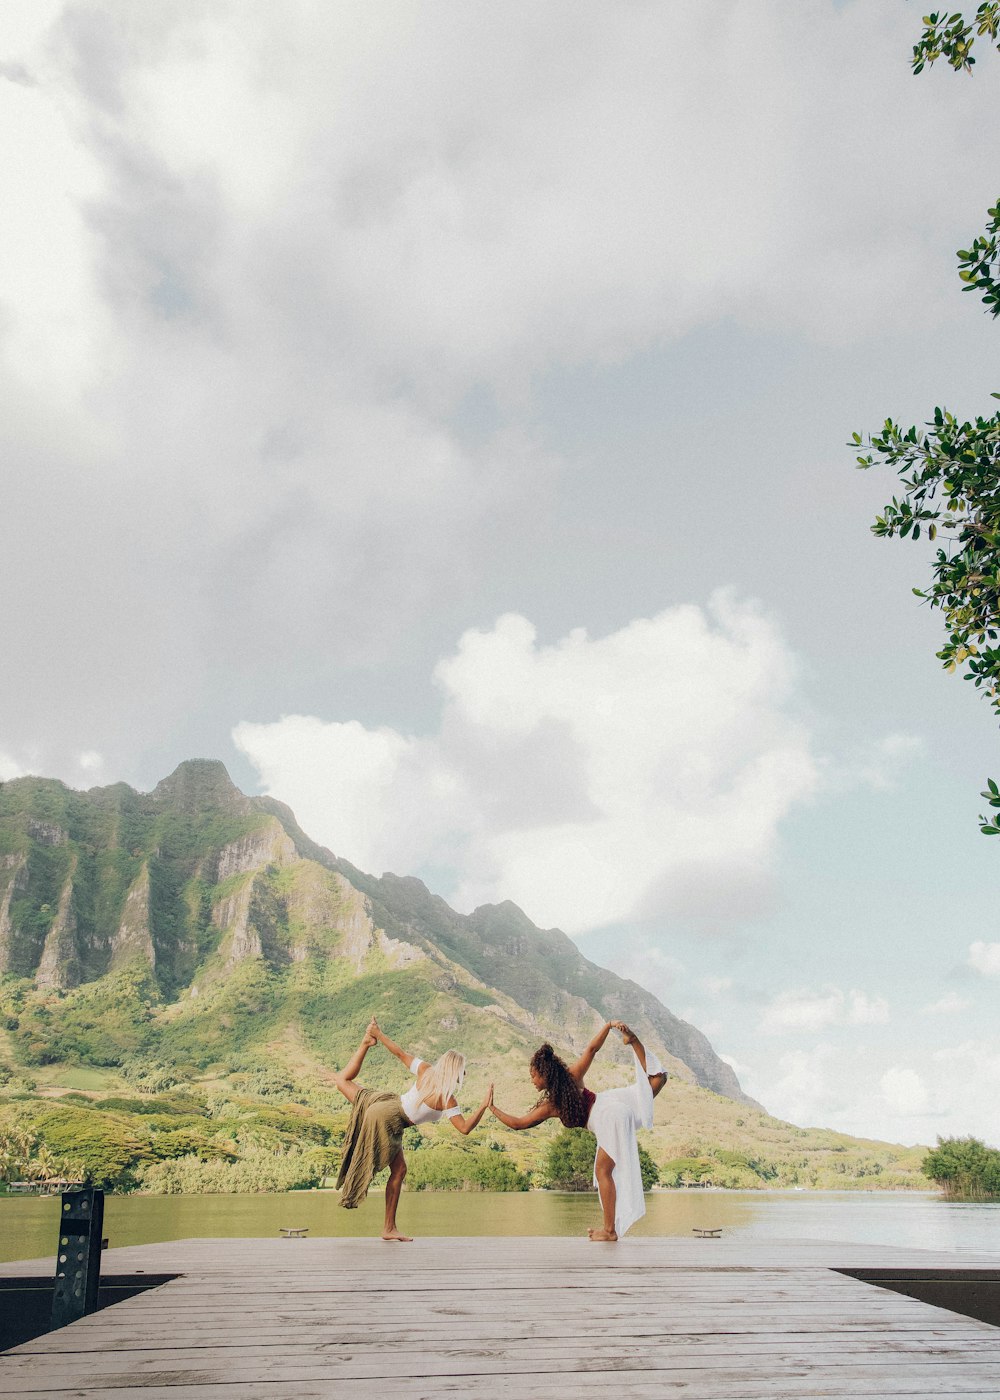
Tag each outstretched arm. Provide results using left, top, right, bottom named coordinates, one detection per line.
left=448, top=1084, right=494, bottom=1136
left=567, top=1021, right=620, bottom=1082
left=368, top=1018, right=420, bottom=1071
left=490, top=1099, right=556, bottom=1131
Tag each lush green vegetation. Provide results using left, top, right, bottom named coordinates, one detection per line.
left=855, top=5, right=1000, bottom=831
left=402, top=1138, right=530, bottom=1193
left=544, top=1128, right=658, bottom=1191
left=911, top=7, right=1000, bottom=74
left=0, top=1053, right=933, bottom=1197
left=0, top=762, right=938, bottom=1198
left=922, top=1136, right=1000, bottom=1198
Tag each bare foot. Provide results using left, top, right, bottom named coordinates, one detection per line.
left=587, top=1227, right=618, bottom=1242
left=381, top=1229, right=413, bottom=1242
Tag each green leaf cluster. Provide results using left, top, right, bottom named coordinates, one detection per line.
left=136, top=1143, right=330, bottom=1194
left=2, top=1103, right=149, bottom=1190
left=865, top=10, right=1000, bottom=828
left=855, top=396, right=1000, bottom=827
left=402, top=1142, right=530, bottom=1192
left=544, top=1128, right=597, bottom=1190
left=542, top=1128, right=658, bottom=1192
left=912, top=6, right=1000, bottom=73
left=921, top=1135, right=1000, bottom=1196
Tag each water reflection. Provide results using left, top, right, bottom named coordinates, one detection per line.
left=2, top=1189, right=999, bottom=1265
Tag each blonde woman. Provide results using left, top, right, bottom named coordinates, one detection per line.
left=331, top=1017, right=492, bottom=1241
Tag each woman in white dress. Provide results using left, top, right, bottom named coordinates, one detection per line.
left=489, top=1022, right=667, bottom=1241
left=331, top=1018, right=492, bottom=1241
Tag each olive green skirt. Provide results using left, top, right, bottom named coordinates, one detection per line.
left=336, top=1087, right=410, bottom=1209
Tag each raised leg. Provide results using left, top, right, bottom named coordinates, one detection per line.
left=331, top=1028, right=377, bottom=1104
left=618, top=1024, right=647, bottom=1070
left=588, top=1147, right=618, bottom=1242
left=382, top=1150, right=412, bottom=1242
left=619, top=1024, right=668, bottom=1097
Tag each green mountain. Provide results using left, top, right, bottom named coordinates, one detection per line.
left=0, top=759, right=753, bottom=1102
left=0, top=761, right=930, bottom=1195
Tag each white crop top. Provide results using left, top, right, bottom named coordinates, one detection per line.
left=399, top=1057, right=461, bottom=1126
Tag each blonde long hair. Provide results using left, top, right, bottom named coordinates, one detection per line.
left=416, top=1050, right=465, bottom=1109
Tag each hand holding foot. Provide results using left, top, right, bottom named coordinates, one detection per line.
left=612, top=1021, right=637, bottom=1046
left=364, top=1017, right=380, bottom=1047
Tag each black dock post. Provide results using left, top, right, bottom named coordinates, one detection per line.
left=51, top=1186, right=105, bottom=1330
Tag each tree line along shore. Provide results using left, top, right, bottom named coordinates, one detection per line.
left=3, top=1062, right=991, bottom=1197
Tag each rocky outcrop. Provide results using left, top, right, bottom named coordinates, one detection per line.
left=26, top=820, right=68, bottom=847
left=109, top=864, right=156, bottom=972
left=35, top=870, right=81, bottom=989
left=216, top=822, right=296, bottom=881
left=151, top=759, right=252, bottom=816
left=212, top=870, right=294, bottom=970
left=335, top=878, right=425, bottom=974
left=0, top=855, right=29, bottom=976
left=213, top=877, right=263, bottom=965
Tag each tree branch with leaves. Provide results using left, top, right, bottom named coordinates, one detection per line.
left=912, top=6, right=1000, bottom=73
left=853, top=6, right=1000, bottom=833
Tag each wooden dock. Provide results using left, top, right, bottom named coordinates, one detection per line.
left=3, top=1235, right=1000, bottom=1397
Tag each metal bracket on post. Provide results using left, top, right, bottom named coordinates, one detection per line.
left=51, top=1186, right=105, bottom=1330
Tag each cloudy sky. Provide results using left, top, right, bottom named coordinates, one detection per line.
left=3, top=0, right=1000, bottom=1146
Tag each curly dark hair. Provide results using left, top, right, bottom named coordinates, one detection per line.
left=530, top=1043, right=588, bottom=1129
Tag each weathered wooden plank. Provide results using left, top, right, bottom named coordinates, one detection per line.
left=4, top=1350, right=996, bottom=1387
left=5, top=1237, right=1000, bottom=1398
left=4, top=1336, right=1000, bottom=1380
left=8, top=1235, right=1000, bottom=1277
left=7, top=1309, right=997, bottom=1347
left=6, top=1367, right=1000, bottom=1399
left=21, top=1313, right=994, bottom=1344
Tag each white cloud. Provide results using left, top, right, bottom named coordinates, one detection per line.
left=848, top=991, right=891, bottom=1025
left=702, top=977, right=734, bottom=997
left=761, top=986, right=889, bottom=1034
left=744, top=1044, right=848, bottom=1127
left=42, top=0, right=980, bottom=397
left=827, top=732, right=924, bottom=794
left=719, top=1052, right=755, bottom=1083
left=880, top=1066, right=929, bottom=1118
left=969, top=941, right=1000, bottom=978
left=236, top=594, right=818, bottom=933
left=77, top=750, right=104, bottom=774
left=611, top=944, right=687, bottom=1003
left=740, top=1035, right=1000, bottom=1145
left=2, top=2, right=996, bottom=778
left=0, top=752, right=27, bottom=782
left=922, top=993, right=970, bottom=1016
left=761, top=990, right=841, bottom=1033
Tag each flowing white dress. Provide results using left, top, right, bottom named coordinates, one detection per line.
left=586, top=1047, right=665, bottom=1238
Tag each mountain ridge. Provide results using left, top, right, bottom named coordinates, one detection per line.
left=0, top=758, right=757, bottom=1107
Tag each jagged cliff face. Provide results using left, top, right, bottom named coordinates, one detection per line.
left=0, top=761, right=760, bottom=1108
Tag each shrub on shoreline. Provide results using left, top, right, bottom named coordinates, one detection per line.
left=922, top=1136, right=1000, bottom=1199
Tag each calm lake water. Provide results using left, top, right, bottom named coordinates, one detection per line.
left=3, top=1190, right=1000, bottom=1265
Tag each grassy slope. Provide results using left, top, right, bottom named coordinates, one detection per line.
left=0, top=1019, right=928, bottom=1192
left=0, top=767, right=930, bottom=1192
